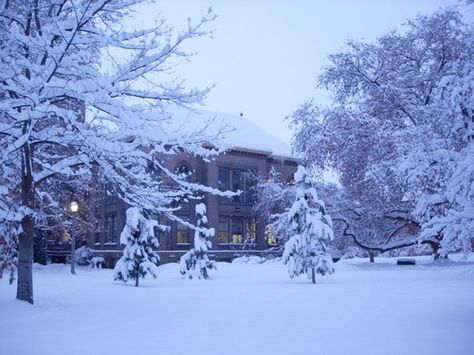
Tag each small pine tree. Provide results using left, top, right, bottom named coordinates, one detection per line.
left=114, top=207, right=160, bottom=287
left=179, top=203, right=216, bottom=279
left=282, top=166, right=335, bottom=284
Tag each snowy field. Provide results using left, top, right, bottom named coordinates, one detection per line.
left=1, top=257, right=474, bottom=355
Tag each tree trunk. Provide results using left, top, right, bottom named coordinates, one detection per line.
left=430, top=240, right=448, bottom=260
left=17, top=215, right=34, bottom=304
left=311, top=267, right=316, bottom=284
left=135, top=276, right=139, bottom=287
left=17, top=141, right=35, bottom=304
left=369, top=251, right=375, bottom=263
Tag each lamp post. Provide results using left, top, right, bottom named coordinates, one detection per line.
left=70, top=201, right=79, bottom=275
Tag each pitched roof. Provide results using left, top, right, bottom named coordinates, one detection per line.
left=165, top=108, right=295, bottom=159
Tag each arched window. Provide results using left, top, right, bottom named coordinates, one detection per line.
left=175, top=161, right=193, bottom=180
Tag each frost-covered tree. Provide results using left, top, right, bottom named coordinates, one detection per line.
left=282, top=166, right=334, bottom=284
left=291, top=9, right=473, bottom=258
left=179, top=203, right=216, bottom=279
left=0, top=1, right=225, bottom=303
left=418, top=55, right=474, bottom=256
left=254, top=166, right=355, bottom=258
left=114, top=207, right=160, bottom=287
left=0, top=220, right=18, bottom=285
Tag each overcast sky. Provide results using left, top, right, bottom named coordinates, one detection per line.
left=130, top=0, right=471, bottom=145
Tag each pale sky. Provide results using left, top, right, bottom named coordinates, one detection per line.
left=130, top=0, right=471, bottom=145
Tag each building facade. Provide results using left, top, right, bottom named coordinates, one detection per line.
left=88, top=111, right=298, bottom=266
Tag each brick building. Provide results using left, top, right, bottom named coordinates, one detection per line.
left=88, top=110, right=298, bottom=265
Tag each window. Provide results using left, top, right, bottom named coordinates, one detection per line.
left=105, top=215, right=117, bottom=243
left=94, top=219, right=101, bottom=244
left=244, top=172, right=257, bottom=205
left=105, top=188, right=118, bottom=206
left=158, top=221, right=171, bottom=248
left=232, top=170, right=242, bottom=203
left=245, top=217, right=257, bottom=243
left=176, top=216, right=189, bottom=244
left=219, top=167, right=230, bottom=192
left=218, top=167, right=256, bottom=205
left=218, top=216, right=229, bottom=243
left=175, top=161, right=193, bottom=180
left=150, top=214, right=170, bottom=248
left=94, top=232, right=101, bottom=244
left=231, top=217, right=243, bottom=243
left=218, top=216, right=256, bottom=244
left=266, top=224, right=279, bottom=245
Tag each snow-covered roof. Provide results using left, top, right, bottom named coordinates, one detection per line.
left=163, top=108, right=295, bottom=159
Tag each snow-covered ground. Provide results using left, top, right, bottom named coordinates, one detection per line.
left=1, top=256, right=473, bottom=355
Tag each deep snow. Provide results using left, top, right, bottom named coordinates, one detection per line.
left=1, top=257, right=473, bottom=355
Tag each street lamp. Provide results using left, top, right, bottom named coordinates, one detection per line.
left=70, top=201, right=79, bottom=213
left=70, top=201, right=79, bottom=275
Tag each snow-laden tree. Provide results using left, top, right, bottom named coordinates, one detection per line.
left=282, top=166, right=334, bottom=284
left=417, top=56, right=474, bottom=256
left=291, top=9, right=473, bottom=258
left=0, top=219, right=18, bottom=285
left=179, top=203, right=216, bottom=279
left=0, top=1, right=226, bottom=303
left=253, top=166, right=359, bottom=259
left=114, top=207, right=160, bottom=287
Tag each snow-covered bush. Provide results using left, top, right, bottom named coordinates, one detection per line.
left=179, top=203, right=216, bottom=279
left=0, top=227, right=18, bottom=285
left=74, top=246, right=92, bottom=266
left=114, top=208, right=161, bottom=287
left=282, top=166, right=335, bottom=283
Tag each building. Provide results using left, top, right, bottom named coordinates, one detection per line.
left=87, top=109, right=298, bottom=266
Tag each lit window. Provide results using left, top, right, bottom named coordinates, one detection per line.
left=232, top=217, right=243, bottom=243
left=218, top=216, right=229, bottom=243
left=266, top=224, right=279, bottom=245
left=245, top=217, right=256, bottom=243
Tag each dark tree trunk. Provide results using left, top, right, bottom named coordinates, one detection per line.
left=369, top=251, right=375, bottom=263
left=135, top=276, right=139, bottom=287
left=17, top=215, right=34, bottom=304
left=311, top=267, right=316, bottom=284
left=17, top=141, right=35, bottom=304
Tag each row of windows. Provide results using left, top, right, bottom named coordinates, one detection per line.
left=147, top=162, right=259, bottom=205
left=99, top=165, right=259, bottom=243
left=217, top=216, right=256, bottom=244
left=99, top=214, right=258, bottom=245
left=145, top=163, right=259, bottom=207
left=175, top=215, right=257, bottom=244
